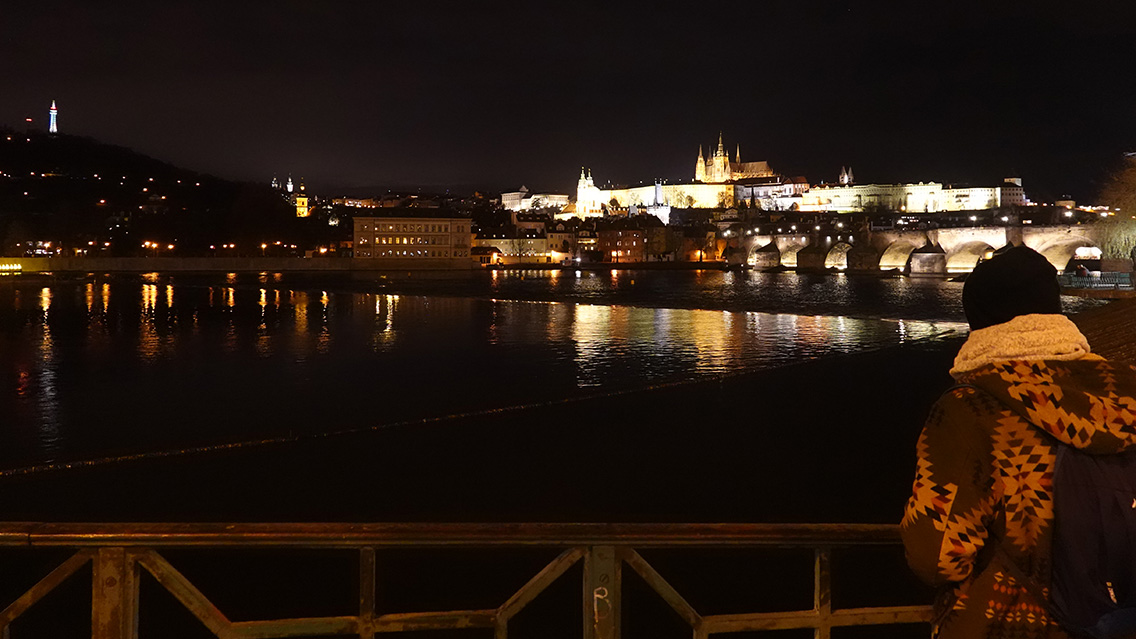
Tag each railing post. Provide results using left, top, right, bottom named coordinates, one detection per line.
left=359, top=547, right=376, bottom=639
left=583, top=546, right=620, bottom=639
left=92, top=547, right=138, bottom=639
left=814, top=547, right=832, bottom=639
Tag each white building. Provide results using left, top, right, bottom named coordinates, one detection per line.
left=576, top=169, right=734, bottom=217
left=501, top=186, right=570, bottom=212
left=800, top=179, right=1027, bottom=213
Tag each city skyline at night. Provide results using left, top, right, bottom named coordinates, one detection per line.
left=3, top=1, right=1135, bottom=201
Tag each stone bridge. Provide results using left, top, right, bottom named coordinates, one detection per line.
left=741, top=224, right=1101, bottom=274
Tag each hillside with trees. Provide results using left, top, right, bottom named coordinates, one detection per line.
left=0, top=128, right=330, bottom=256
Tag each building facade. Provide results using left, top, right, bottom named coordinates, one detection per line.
left=501, top=186, right=570, bottom=212
left=799, top=179, right=1027, bottom=213
left=472, top=229, right=552, bottom=264
left=574, top=134, right=786, bottom=217
left=576, top=170, right=736, bottom=217
left=354, top=215, right=473, bottom=268
left=597, top=227, right=646, bottom=263
left=694, top=133, right=775, bottom=184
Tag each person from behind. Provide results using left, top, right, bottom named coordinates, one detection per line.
left=901, top=246, right=1136, bottom=638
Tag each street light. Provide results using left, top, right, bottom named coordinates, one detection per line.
left=261, top=243, right=268, bottom=256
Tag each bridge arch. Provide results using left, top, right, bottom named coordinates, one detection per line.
left=878, top=241, right=920, bottom=271
left=946, top=241, right=997, bottom=274
left=775, top=236, right=810, bottom=268
left=824, top=242, right=854, bottom=270
left=747, top=240, right=781, bottom=269
left=1032, top=237, right=1101, bottom=273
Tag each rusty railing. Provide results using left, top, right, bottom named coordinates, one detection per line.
left=0, top=522, right=931, bottom=639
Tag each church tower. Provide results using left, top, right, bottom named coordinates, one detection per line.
left=294, top=178, right=309, bottom=218
left=577, top=167, right=603, bottom=217
left=48, top=101, right=57, bottom=134
left=709, top=132, right=730, bottom=183
left=695, top=146, right=706, bottom=182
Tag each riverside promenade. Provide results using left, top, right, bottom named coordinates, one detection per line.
left=0, top=256, right=375, bottom=273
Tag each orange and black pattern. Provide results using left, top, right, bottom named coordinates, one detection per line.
left=902, top=357, right=1136, bottom=639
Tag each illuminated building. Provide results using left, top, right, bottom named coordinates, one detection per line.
left=573, top=136, right=1030, bottom=218
left=501, top=186, right=570, bottom=212
left=576, top=170, right=736, bottom=217
left=694, top=133, right=774, bottom=184
left=294, top=186, right=309, bottom=218
left=546, top=223, right=575, bottom=261
left=800, top=177, right=1027, bottom=213
left=48, top=101, right=57, bottom=134
left=333, top=197, right=380, bottom=208
left=472, top=246, right=502, bottom=266
left=574, top=134, right=787, bottom=217
left=839, top=166, right=854, bottom=185
left=353, top=214, right=473, bottom=267
left=270, top=175, right=312, bottom=217
left=598, top=225, right=645, bottom=263
left=472, top=228, right=550, bottom=264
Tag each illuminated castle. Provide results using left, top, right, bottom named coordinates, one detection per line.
left=694, top=133, right=774, bottom=183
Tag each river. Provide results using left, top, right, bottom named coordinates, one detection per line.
left=0, top=270, right=1104, bottom=472
left=0, top=269, right=1110, bottom=638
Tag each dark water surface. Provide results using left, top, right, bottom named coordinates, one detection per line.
left=0, top=272, right=985, bottom=470
left=336, top=268, right=1108, bottom=320
left=2, top=269, right=1099, bottom=638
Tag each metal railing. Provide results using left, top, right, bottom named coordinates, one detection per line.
left=1059, top=272, right=1134, bottom=290
left=0, top=522, right=932, bottom=639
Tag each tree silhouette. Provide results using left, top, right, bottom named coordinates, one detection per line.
left=1097, top=154, right=1136, bottom=260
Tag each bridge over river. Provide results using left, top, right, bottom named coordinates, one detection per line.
left=743, top=223, right=1103, bottom=274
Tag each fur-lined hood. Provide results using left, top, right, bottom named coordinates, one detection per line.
left=955, top=317, right=1136, bottom=454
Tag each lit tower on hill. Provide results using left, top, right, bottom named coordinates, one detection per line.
left=294, top=179, right=309, bottom=217
left=48, top=101, right=58, bottom=134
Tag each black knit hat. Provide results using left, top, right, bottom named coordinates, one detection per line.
left=962, top=245, right=1062, bottom=330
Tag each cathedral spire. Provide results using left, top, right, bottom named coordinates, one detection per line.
left=717, top=132, right=724, bottom=157
left=735, top=144, right=740, bottom=163
left=698, top=145, right=704, bottom=160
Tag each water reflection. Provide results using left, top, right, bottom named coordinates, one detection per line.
left=0, top=276, right=968, bottom=469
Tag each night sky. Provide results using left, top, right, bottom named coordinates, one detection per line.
left=4, top=1, right=1134, bottom=200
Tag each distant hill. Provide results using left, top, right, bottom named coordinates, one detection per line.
left=0, top=128, right=315, bottom=256
left=0, top=127, right=210, bottom=183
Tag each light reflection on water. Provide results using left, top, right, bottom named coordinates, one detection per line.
left=0, top=276, right=968, bottom=469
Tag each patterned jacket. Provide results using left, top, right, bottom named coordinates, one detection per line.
left=902, top=355, right=1136, bottom=639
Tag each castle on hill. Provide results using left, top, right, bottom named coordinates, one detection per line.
left=694, top=133, right=774, bottom=184
left=574, top=133, right=802, bottom=217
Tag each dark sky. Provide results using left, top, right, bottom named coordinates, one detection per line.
left=3, top=1, right=1134, bottom=200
